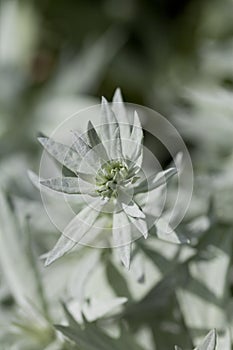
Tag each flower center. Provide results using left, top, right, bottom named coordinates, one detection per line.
left=95, top=160, right=129, bottom=198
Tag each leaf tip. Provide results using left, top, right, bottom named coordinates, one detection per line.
left=37, top=136, right=48, bottom=145
left=113, top=87, right=123, bottom=102
left=101, top=96, right=108, bottom=105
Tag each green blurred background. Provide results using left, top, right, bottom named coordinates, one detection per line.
left=1, top=0, right=233, bottom=162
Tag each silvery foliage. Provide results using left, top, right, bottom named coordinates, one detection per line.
left=175, top=329, right=217, bottom=350
left=31, top=89, right=183, bottom=269
left=56, top=307, right=218, bottom=350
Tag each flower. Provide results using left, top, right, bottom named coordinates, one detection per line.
left=30, top=89, right=184, bottom=269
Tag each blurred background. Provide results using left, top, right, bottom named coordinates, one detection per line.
left=1, top=0, right=233, bottom=167
left=1, top=0, right=233, bottom=349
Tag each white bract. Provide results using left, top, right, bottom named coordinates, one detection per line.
left=31, top=89, right=184, bottom=269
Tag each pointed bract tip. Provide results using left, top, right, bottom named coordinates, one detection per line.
left=207, top=329, right=217, bottom=339
left=133, top=110, right=140, bottom=120
left=113, top=87, right=123, bottom=103
left=87, top=120, right=93, bottom=129
left=199, top=329, right=217, bottom=350
left=115, top=87, right=121, bottom=95
left=101, top=96, right=108, bottom=104
left=37, top=136, right=48, bottom=146
left=133, top=110, right=142, bottom=128
left=44, top=256, right=53, bottom=267
left=122, top=258, right=130, bottom=270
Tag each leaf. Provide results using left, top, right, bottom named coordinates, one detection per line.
left=154, top=216, right=189, bottom=244
left=122, top=200, right=145, bottom=219
left=101, top=96, right=117, bottom=141
left=112, top=88, right=129, bottom=130
left=196, top=329, right=217, bottom=350
left=112, top=123, right=123, bottom=159
left=124, top=263, right=189, bottom=320
left=176, top=330, right=217, bottom=350
left=72, top=130, right=105, bottom=175
left=0, top=190, right=47, bottom=314
left=45, top=198, right=103, bottom=266
left=101, top=97, right=122, bottom=159
left=76, top=177, right=97, bottom=195
left=56, top=321, right=144, bottom=350
left=177, top=227, right=232, bottom=345
left=72, top=130, right=92, bottom=157
left=55, top=325, right=112, bottom=350
left=126, top=111, right=143, bottom=166
left=130, top=250, right=145, bottom=284
left=82, top=297, right=128, bottom=322
left=28, top=170, right=43, bottom=191
left=63, top=198, right=102, bottom=242
left=112, top=88, right=131, bottom=157
left=113, top=211, right=132, bottom=269
left=29, top=171, right=95, bottom=202
left=45, top=235, right=77, bottom=266
left=134, top=167, right=177, bottom=194
left=40, top=177, right=96, bottom=195
left=118, top=188, right=145, bottom=219
left=78, top=172, right=96, bottom=184
left=106, top=261, right=132, bottom=300
left=127, top=215, right=148, bottom=239
left=87, top=121, right=102, bottom=146
left=38, top=136, right=81, bottom=174
left=87, top=121, right=108, bottom=160
left=62, top=302, right=79, bottom=328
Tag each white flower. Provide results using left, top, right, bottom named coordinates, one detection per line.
left=30, top=88, right=184, bottom=269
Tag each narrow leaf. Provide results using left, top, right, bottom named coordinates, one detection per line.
left=40, top=177, right=96, bottom=195
left=63, top=198, right=102, bottom=243
left=128, top=215, right=148, bottom=239
left=113, top=211, right=132, bottom=269
left=38, top=136, right=81, bottom=174
left=101, top=97, right=123, bottom=159
left=155, top=217, right=189, bottom=244
left=112, top=88, right=132, bottom=158
left=122, top=201, right=145, bottom=219
left=72, top=130, right=92, bottom=158
left=126, top=111, right=143, bottom=165
left=45, top=235, right=77, bottom=266
left=45, top=199, right=102, bottom=266
left=0, top=190, right=46, bottom=313
left=134, top=167, right=177, bottom=194
left=196, top=329, right=217, bottom=350
left=72, top=130, right=103, bottom=171
left=118, top=188, right=145, bottom=218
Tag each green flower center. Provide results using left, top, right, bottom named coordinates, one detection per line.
left=95, top=160, right=129, bottom=198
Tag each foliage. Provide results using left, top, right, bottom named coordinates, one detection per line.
left=0, top=0, right=233, bottom=349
